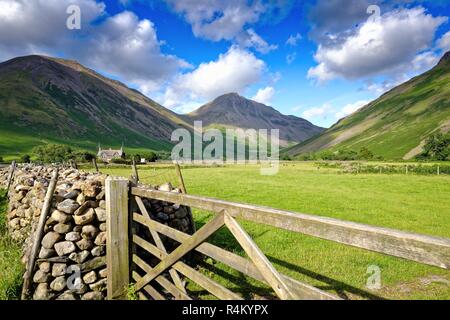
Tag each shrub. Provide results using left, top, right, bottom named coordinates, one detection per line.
left=0, top=156, right=3, bottom=163
left=418, top=132, right=450, bottom=161
left=32, top=144, right=73, bottom=163
left=20, top=154, right=31, bottom=163
left=110, top=158, right=129, bottom=165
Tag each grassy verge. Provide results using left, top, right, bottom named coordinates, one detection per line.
left=98, top=163, right=450, bottom=300
left=0, top=189, right=24, bottom=300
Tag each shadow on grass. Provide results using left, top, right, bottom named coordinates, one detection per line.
left=193, top=213, right=385, bottom=300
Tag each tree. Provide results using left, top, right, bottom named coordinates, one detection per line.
left=32, top=144, right=73, bottom=163
left=145, top=152, right=158, bottom=162
left=72, top=151, right=95, bottom=163
left=420, top=133, right=450, bottom=161
left=0, top=156, right=3, bottom=163
left=358, top=147, right=374, bottom=160
left=21, top=154, right=31, bottom=163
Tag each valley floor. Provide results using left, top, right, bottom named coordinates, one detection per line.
left=84, top=163, right=450, bottom=299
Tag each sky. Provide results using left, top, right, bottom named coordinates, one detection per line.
left=0, top=0, right=449, bottom=128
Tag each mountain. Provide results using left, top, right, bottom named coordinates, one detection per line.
left=185, top=93, right=324, bottom=146
left=0, top=55, right=192, bottom=157
left=286, top=51, right=450, bottom=160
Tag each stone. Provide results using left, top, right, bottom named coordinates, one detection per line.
left=91, top=246, right=105, bottom=257
left=56, top=291, right=77, bottom=300
left=50, top=276, right=67, bottom=291
left=38, top=262, right=51, bottom=273
left=38, top=247, right=56, bottom=259
left=52, top=263, right=67, bottom=277
left=51, top=210, right=72, bottom=223
left=83, top=271, right=97, bottom=284
left=69, top=250, right=90, bottom=264
left=81, top=225, right=98, bottom=240
left=74, top=201, right=90, bottom=216
left=98, top=200, right=106, bottom=209
left=96, top=190, right=105, bottom=200
left=33, top=270, right=50, bottom=283
left=175, top=208, right=187, bottom=219
left=69, top=283, right=89, bottom=295
left=94, top=232, right=106, bottom=246
left=64, top=190, right=80, bottom=200
left=99, top=223, right=106, bottom=232
left=76, top=238, right=93, bottom=251
left=94, top=208, right=106, bottom=222
left=76, top=193, right=86, bottom=205
left=74, top=208, right=95, bottom=225
left=54, top=223, right=73, bottom=234
left=73, top=225, right=82, bottom=233
left=89, top=278, right=107, bottom=292
left=156, top=212, right=169, bottom=221
left=65, top=231, right=81, bottom=242
left=41, top=231, right=62, bottom=249
left=82, top=181, right=101, bottom=198
left=158, top=182, right=172, bottom=192
left=54, top=241, right=76, bottom=256
left=98, top=268, right=107, bottom=278
left=8, top=218, right=20, bottom=230
left=33, top=283, right=53, bottom=300
left=80, top=256, right=106, bottom=272
left=82, top=291, right=104, bottom=300
left=57, top=199, right=80, bottom=214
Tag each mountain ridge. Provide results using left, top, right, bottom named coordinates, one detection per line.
left=286, top=51, right=450, bottom=159
left=185, top=92, right=325, bottom=146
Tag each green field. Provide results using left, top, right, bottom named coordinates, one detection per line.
left=0, top=189, right=23, bottom=300
left=97, top=162, right=450, bottom=300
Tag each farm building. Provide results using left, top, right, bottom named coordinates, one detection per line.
left=97, top=144, right=125, bottom=162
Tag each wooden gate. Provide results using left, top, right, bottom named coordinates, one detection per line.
left=105, top=177, right=450, bottom=300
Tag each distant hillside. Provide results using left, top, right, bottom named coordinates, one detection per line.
left=287, top=51, right=450, bottom=160
left=0, top=55, right=192, bottom=158
left=185, top=93, right=324, bottom=146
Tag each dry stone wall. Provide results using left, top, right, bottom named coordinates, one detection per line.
left=0, top=164, right=195, bottom=300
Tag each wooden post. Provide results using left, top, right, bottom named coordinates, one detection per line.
left=437, top=166, right=440, bottom=176
left=6, top=160, right=16, bottom=194
left=175, top=163, right=196, bottom=233
left=92, top=158, right=99, bottom=173
left=406, top=165, right=408, bottom=175
left=21, top=169, right=58, bottom=300
left=131, top=159, right=139, bottom=184
left=106, top=177, right=130, bottom=300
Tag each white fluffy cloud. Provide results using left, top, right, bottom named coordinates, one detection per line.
left=252, top=86, right=275, bottom=105
left=0, top=0, right=104, bottom=60
left=302, top=103, right=333, bottom=120
left=74, top=11, right=190, bottom=93
left=163, top=46, right=266, bottom=110
left=438, top=31, right=450, bottom=52
left=335, top=100, right=370, bottom=119
left=164, top=0, right=278, bottom=54
left=308, top=7, right=447, bottom=83
left=0, top=0, right=189, bottom=94
left=286, top=33, right=302, bottom=46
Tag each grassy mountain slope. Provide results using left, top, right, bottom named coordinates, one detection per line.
left=0, top=55, right=192, bottom=158
left=287, top=52, right=450, bottom=160
left=185, top=93, right=324, bottom=147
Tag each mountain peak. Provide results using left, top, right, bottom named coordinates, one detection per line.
left=437, top=51, right=450, bottom=67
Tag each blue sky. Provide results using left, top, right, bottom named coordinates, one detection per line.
left=0, top=0, right=449, bottom=128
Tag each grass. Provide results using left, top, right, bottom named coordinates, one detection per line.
left=98, top=162, right=450, bottom=300
left=0, top=189, right=24, bottom=300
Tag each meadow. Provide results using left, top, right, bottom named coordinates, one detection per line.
left=95, top=162, right=450, bottom=300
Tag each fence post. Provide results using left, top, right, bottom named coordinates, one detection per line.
left=175, top=163, right=196, bottom=233
left=131, top=159, right=139, bottom=184
left=92, top=158, right=99, bottom=173
left=106, top=177, right=130, bottom=300
left=21, top=169, right=58, bottom=300
left=437, top=165, right=440, bottom=176
left=6, top=160, right=16, bottom=195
